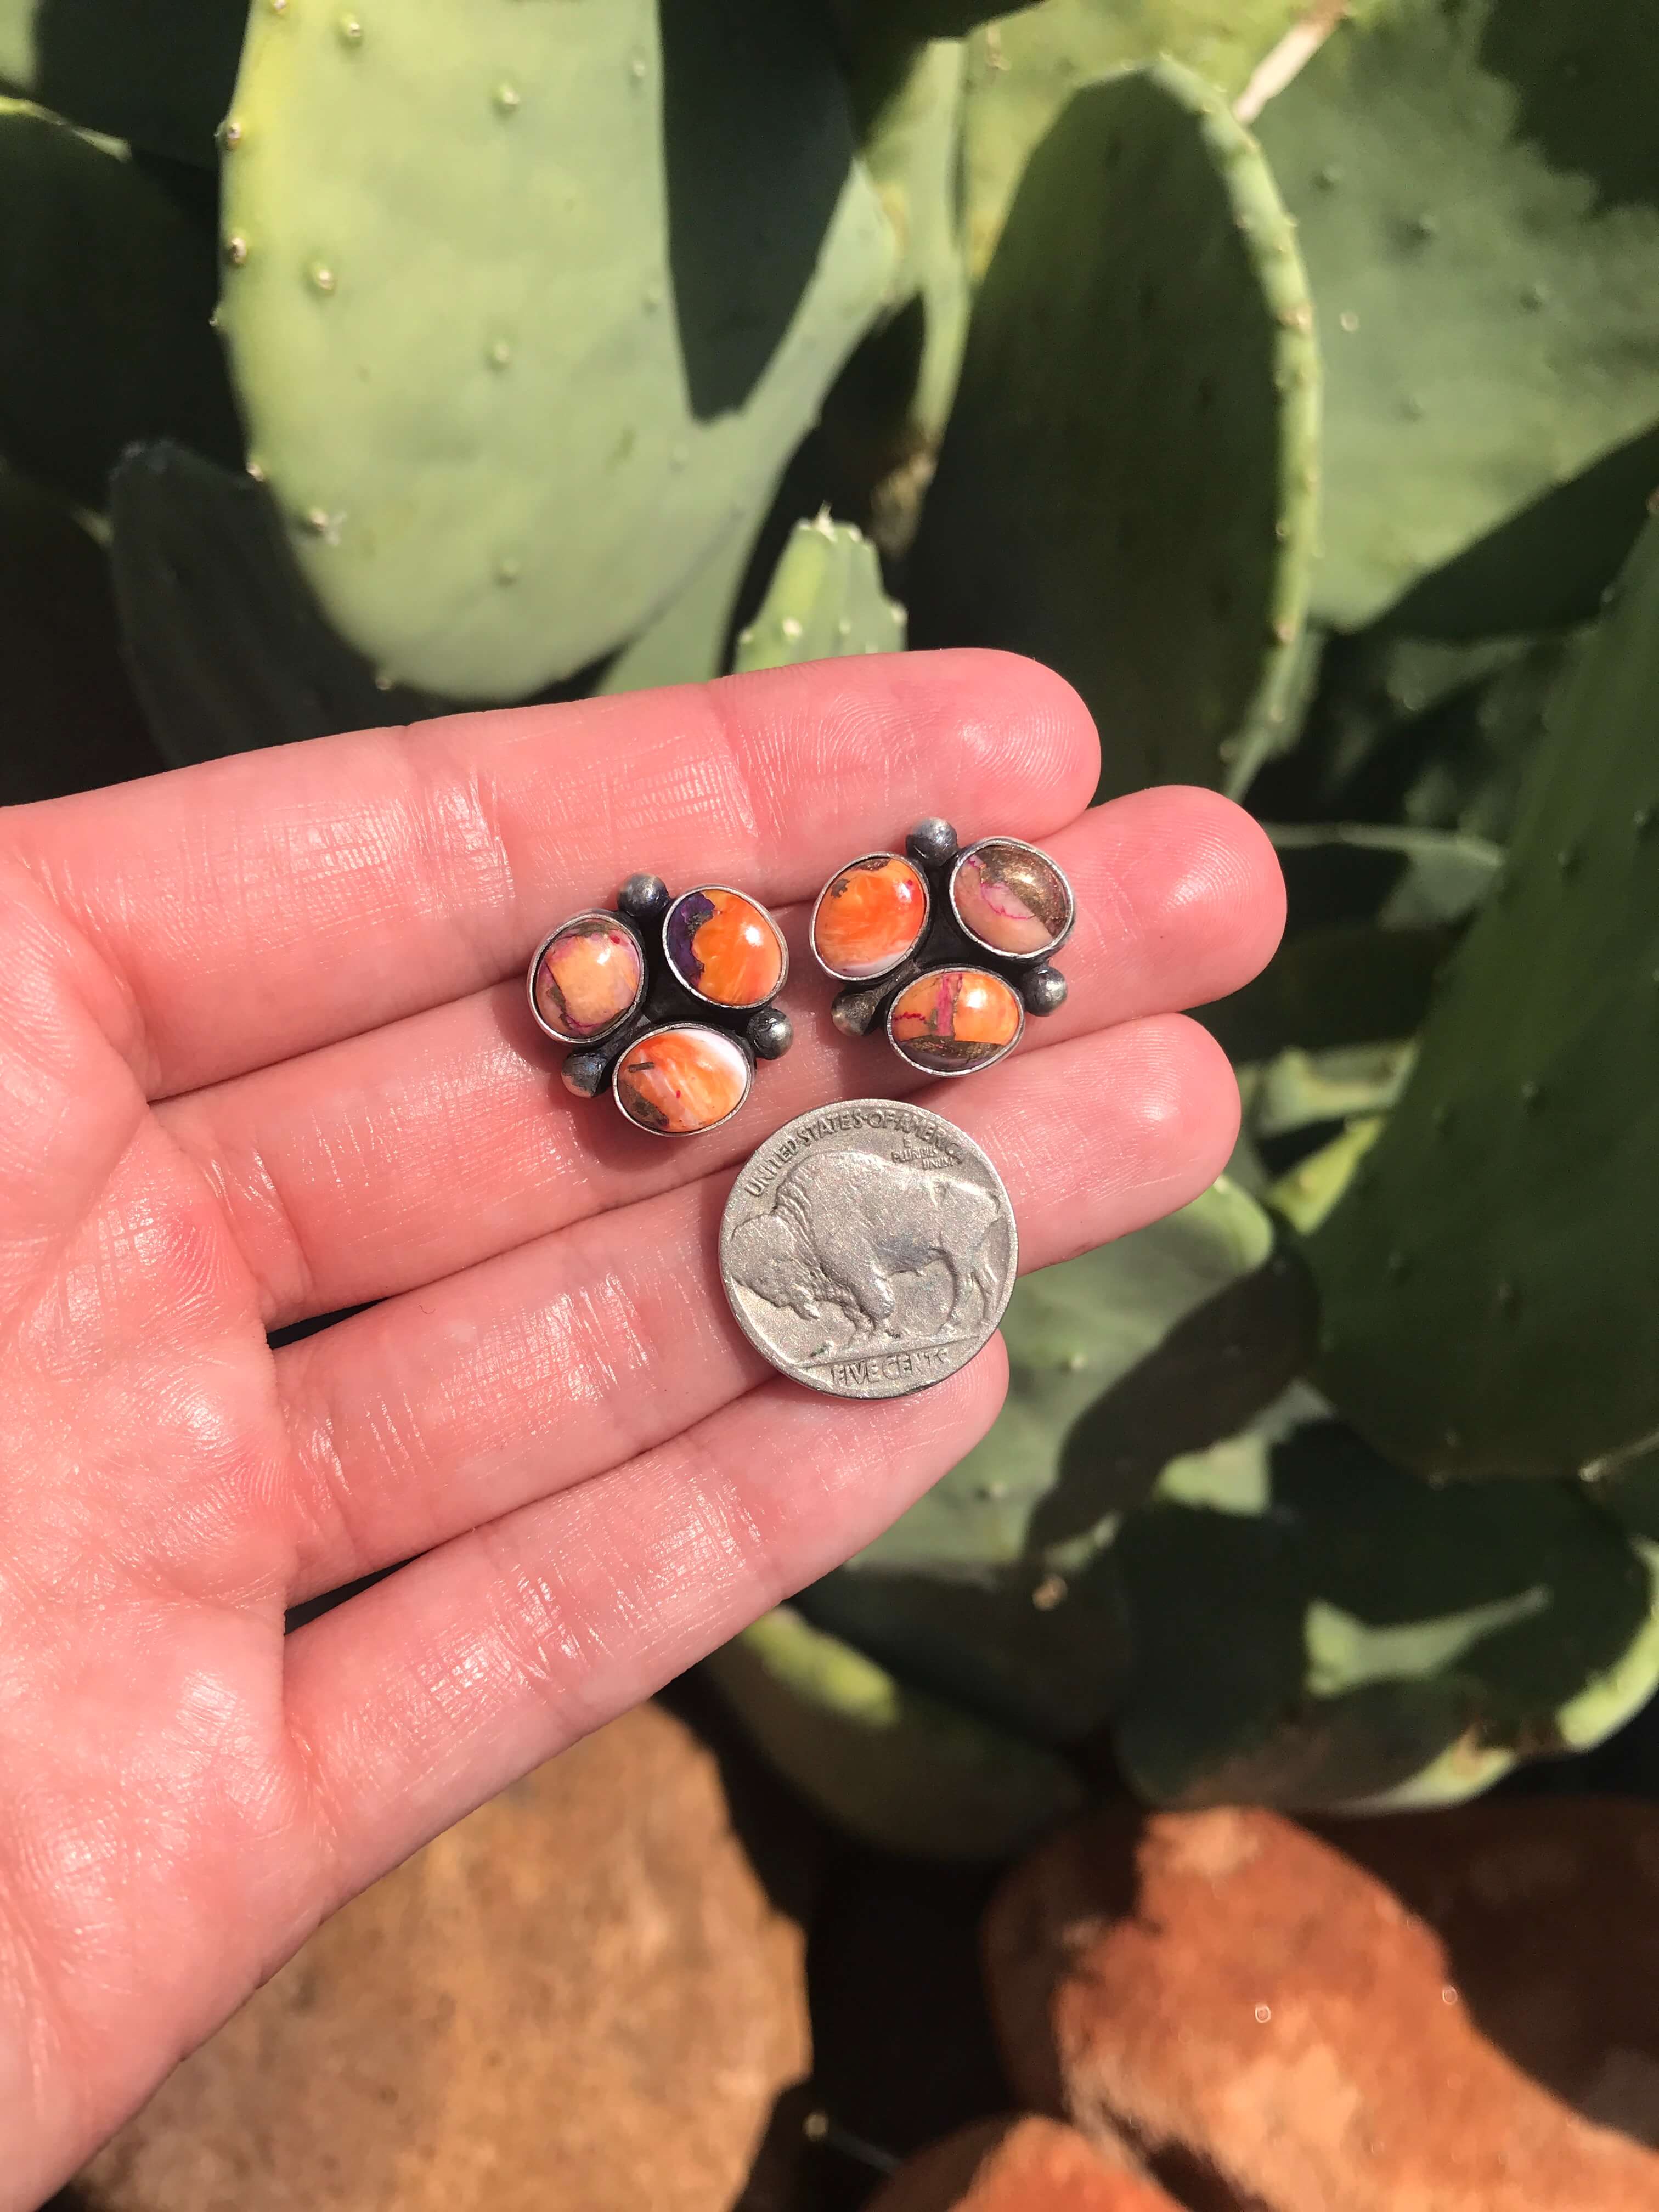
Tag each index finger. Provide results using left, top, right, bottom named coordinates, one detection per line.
left=5, top=651, right=1098, bottom=1097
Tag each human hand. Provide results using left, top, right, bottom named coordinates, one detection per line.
left=0, top=652, right=1281, bottom=2202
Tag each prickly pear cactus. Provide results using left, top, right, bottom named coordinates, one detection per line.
left=108, top=442, right=448, bottom=765
left=1590, top=1444, right=1659, bottom=1547
left=1204, top=820, right=1503, bottom=1068
left=907, top=59, right=1320, bottom=802
left=780, top=1182, right=1312, bottom=1751
left=1111, top=1391, right=1659, bottom=1810
left=0, top=98, right=240, bottom=508
left=733, top=511, right=905, bottom=672
left=1246, top=1037, right=1414, bottom=1155
left=1400, top=630, right=1589, bottom=846
left=1267, top=624, right=1572, bottom=836
left=960, top=1, right=1311, bottom=278
left=594, top=510, right=763, bottom=698
left=1269, top=821, right=1503, bottom=930
left=1308, top=514, right=1659, bottom=1480
left=0, top=464, right=159, bottom=799
left=832, top=37, right=971, bottom=551
left=852, top=1180, right=1284, bottom=1576
left=703, top=1604, right=1082, bottom=1860
left=1256, top=0, right=1659, bottom=634
left=0, top=0, right=242, bottom=165
left=217, top=0, right=896, bottom=699
left=834, top=0, right=1034, bottom=40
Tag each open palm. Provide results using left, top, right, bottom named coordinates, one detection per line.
left=0, top=651, right=1280, bottom=2203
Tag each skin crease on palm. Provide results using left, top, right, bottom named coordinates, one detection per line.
left=0, top=649, right=1283, bottom=2203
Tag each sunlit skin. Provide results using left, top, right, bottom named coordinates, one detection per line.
left=0, top=650, right=1283, bottom=2205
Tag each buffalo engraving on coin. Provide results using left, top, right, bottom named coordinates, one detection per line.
left=720, top=1101, right=1017, bottom=1400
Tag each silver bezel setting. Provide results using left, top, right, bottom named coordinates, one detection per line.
left=526, top=910, right=648, bottom=1046
left=948, top=835, right=1076, bottom=965
left=884, top=966, right=1026, bottom=1080
left=661, top=884, right=791, bottom=1011
left=610, top=1022, right=754, bottom=1138
left=809, top=850, right=933, bottom=984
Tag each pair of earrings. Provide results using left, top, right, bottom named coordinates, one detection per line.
left=526, top=819, right=1075, bottom=1137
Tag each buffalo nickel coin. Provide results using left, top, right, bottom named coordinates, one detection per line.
left=720, top=1099, right=1018, bottom=1400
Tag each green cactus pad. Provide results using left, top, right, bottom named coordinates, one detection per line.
left=1402, top=630, right=1588, bottom=846
left=834, top=0, right=1036, bottom=42
left=1307, top=515, right=1659, bottom=1479
left=1269, top=821, right=1503, bottom=932
left=1588, top=1445, right=1659, bottom=1547
left=0, top=98, right=241, bottom=508
left=862, top=1180, right=1284, bottom=1571
left=1201, top=921, right=1448, bottom=1066
left=0, top=0, right=243, bottom=165
left=1380, top=423, right=1659, bottom=648
left=1112, top=1396, right=1659, bottom=1810
left=1226, top=619, right=1324, bottom=804
left=1258, top=622, right=1584, bottom=841
left=0, top=465, right=159, bottom=800
left=595, top=511, right=762, bottom=698
left=960, top=1, right=1308, bottom=279
left=109, top=442, right=453, bottom=764
left=1256, top=0, right=1659, bottom=634
left=733, top=510, right=905, bottom=672
left=1268, top=1117, right=1386, bottom=1238
left=1201, top=822, right=1501, bottom=1066
left=216, top=0, right=896, bottom=701
left=906, top=60, right=1320, bottom=801
left=821, top=37, right=970, bottom=556
left=1248, top=1042, right=1416, bottom=1149
left=1237, top=1038, right=1410, bottom=1206
left=1265, top=629, right=1530, bottom=823
left=857, top=40, right=968, bottom=449
left=796, top=1181, right=1314, bottom=1744
left=703, top=1604, right=1083, bottom=1860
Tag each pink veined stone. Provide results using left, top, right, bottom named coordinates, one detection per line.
left=888, top=967, right=1023, bottom=1076
left=952, top=841, right=1071, bottom=958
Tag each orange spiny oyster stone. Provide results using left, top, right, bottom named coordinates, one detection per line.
left=952, top=839, right=1071, bottom=958
left=888, top=967, right=1023, bottom=1076
left=614, top=1026, right=752, bottom=1135
left=665, top=888, right=786, bottom=1008
left=532, top=915, right=644, bottom=1040
left=812, top=853, right=929, bottom=980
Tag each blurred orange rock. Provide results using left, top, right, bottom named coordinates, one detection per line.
left=1323, top=1797, right=1659, bottom=2149
left=984, top=1804, right=1659, bottom=2212
left=865, top=2115, right=1181, bottom=2212
left=78, top=1700, right=810, bottom=2212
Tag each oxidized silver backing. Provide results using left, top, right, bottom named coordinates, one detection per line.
left=720, top=1099, right=1018, bottom=1400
